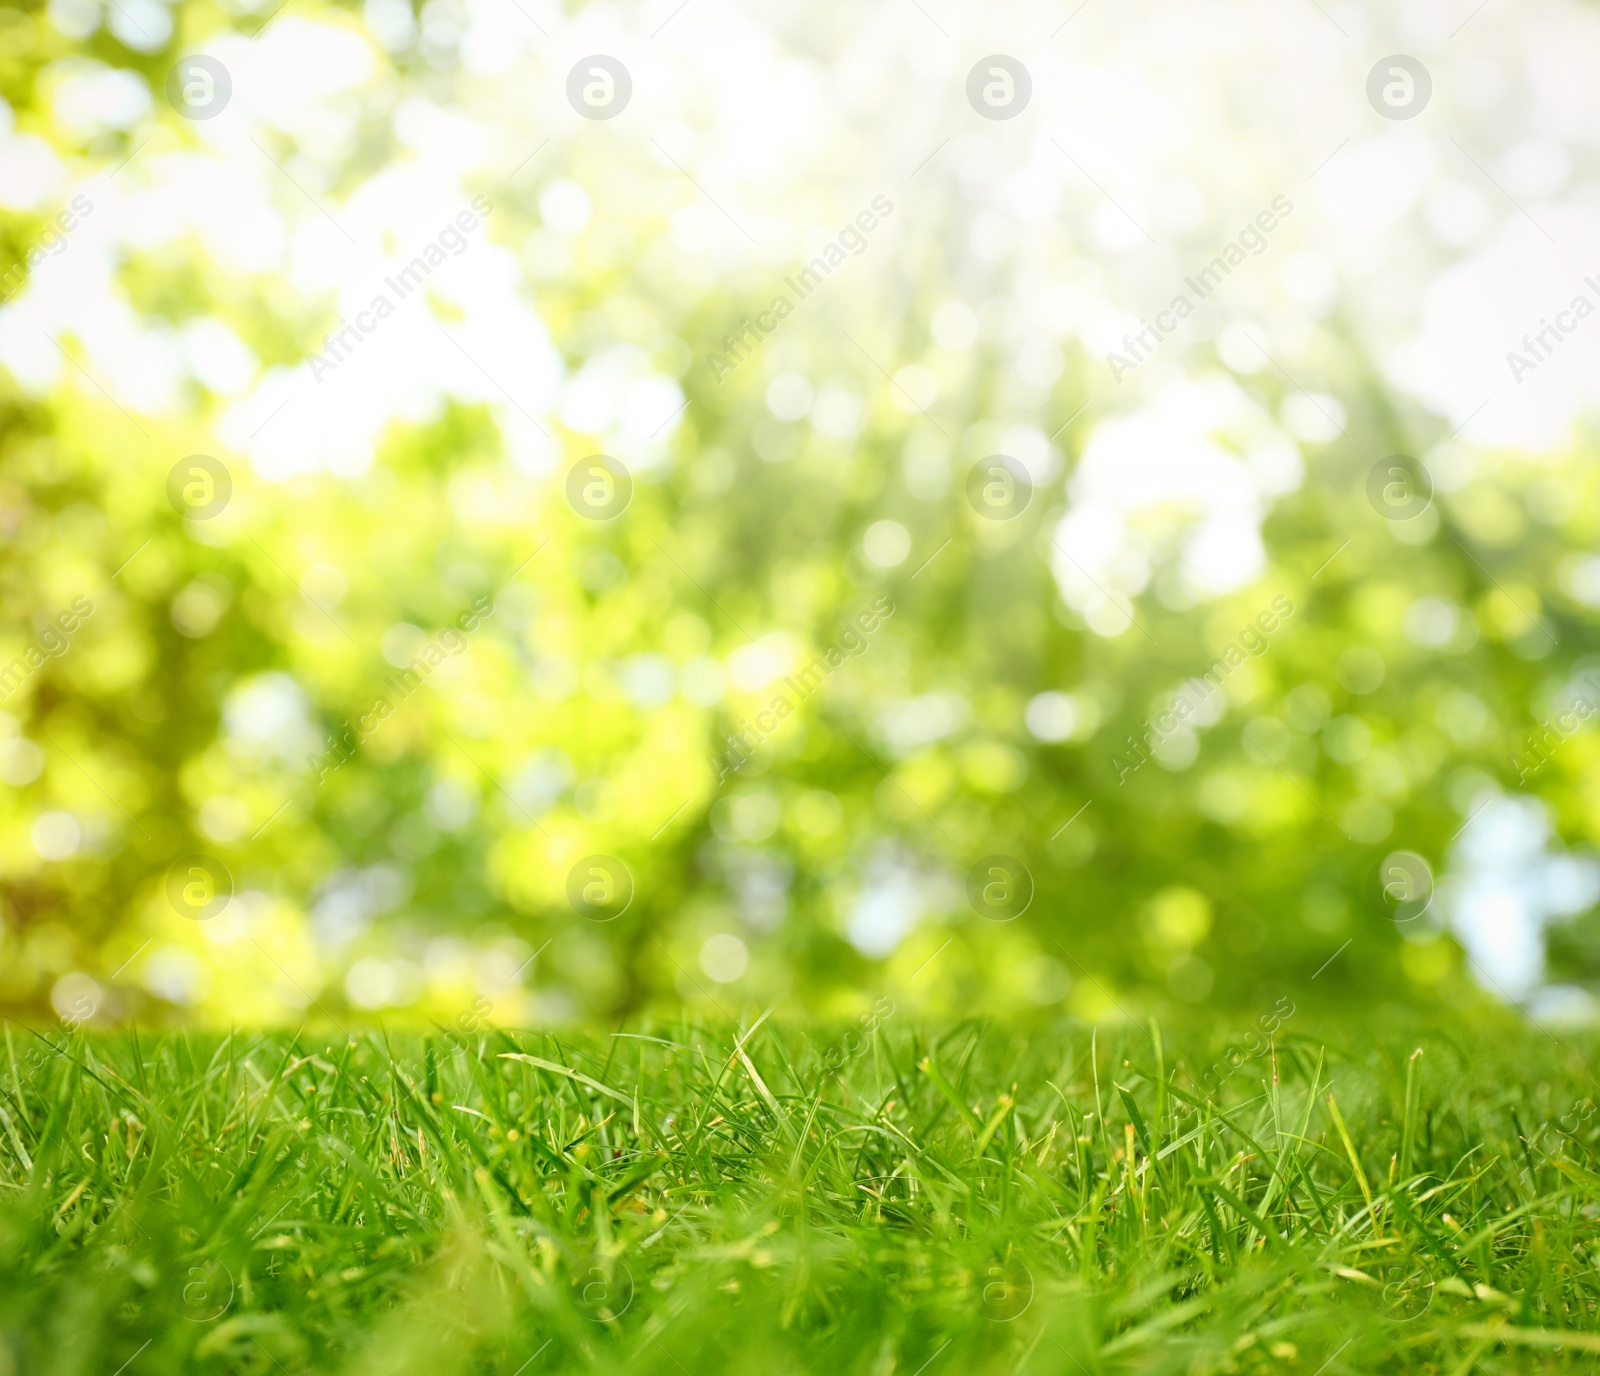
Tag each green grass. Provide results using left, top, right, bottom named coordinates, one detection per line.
left=2, top=1016, right=1599, bottom=1374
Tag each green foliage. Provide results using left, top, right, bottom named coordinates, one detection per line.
left=9, top=344, right=1600, bottom=1018
left=1, top=0, right=1599, bottom=1022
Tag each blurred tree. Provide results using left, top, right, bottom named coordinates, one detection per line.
left=0, top=0, right=1596, bottom=1028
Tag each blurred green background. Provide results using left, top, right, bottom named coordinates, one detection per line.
left=1, top=0, right=1597, bottom=1027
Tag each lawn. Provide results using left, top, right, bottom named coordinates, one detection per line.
left=2, top=1016, right=1599, bottom=1375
